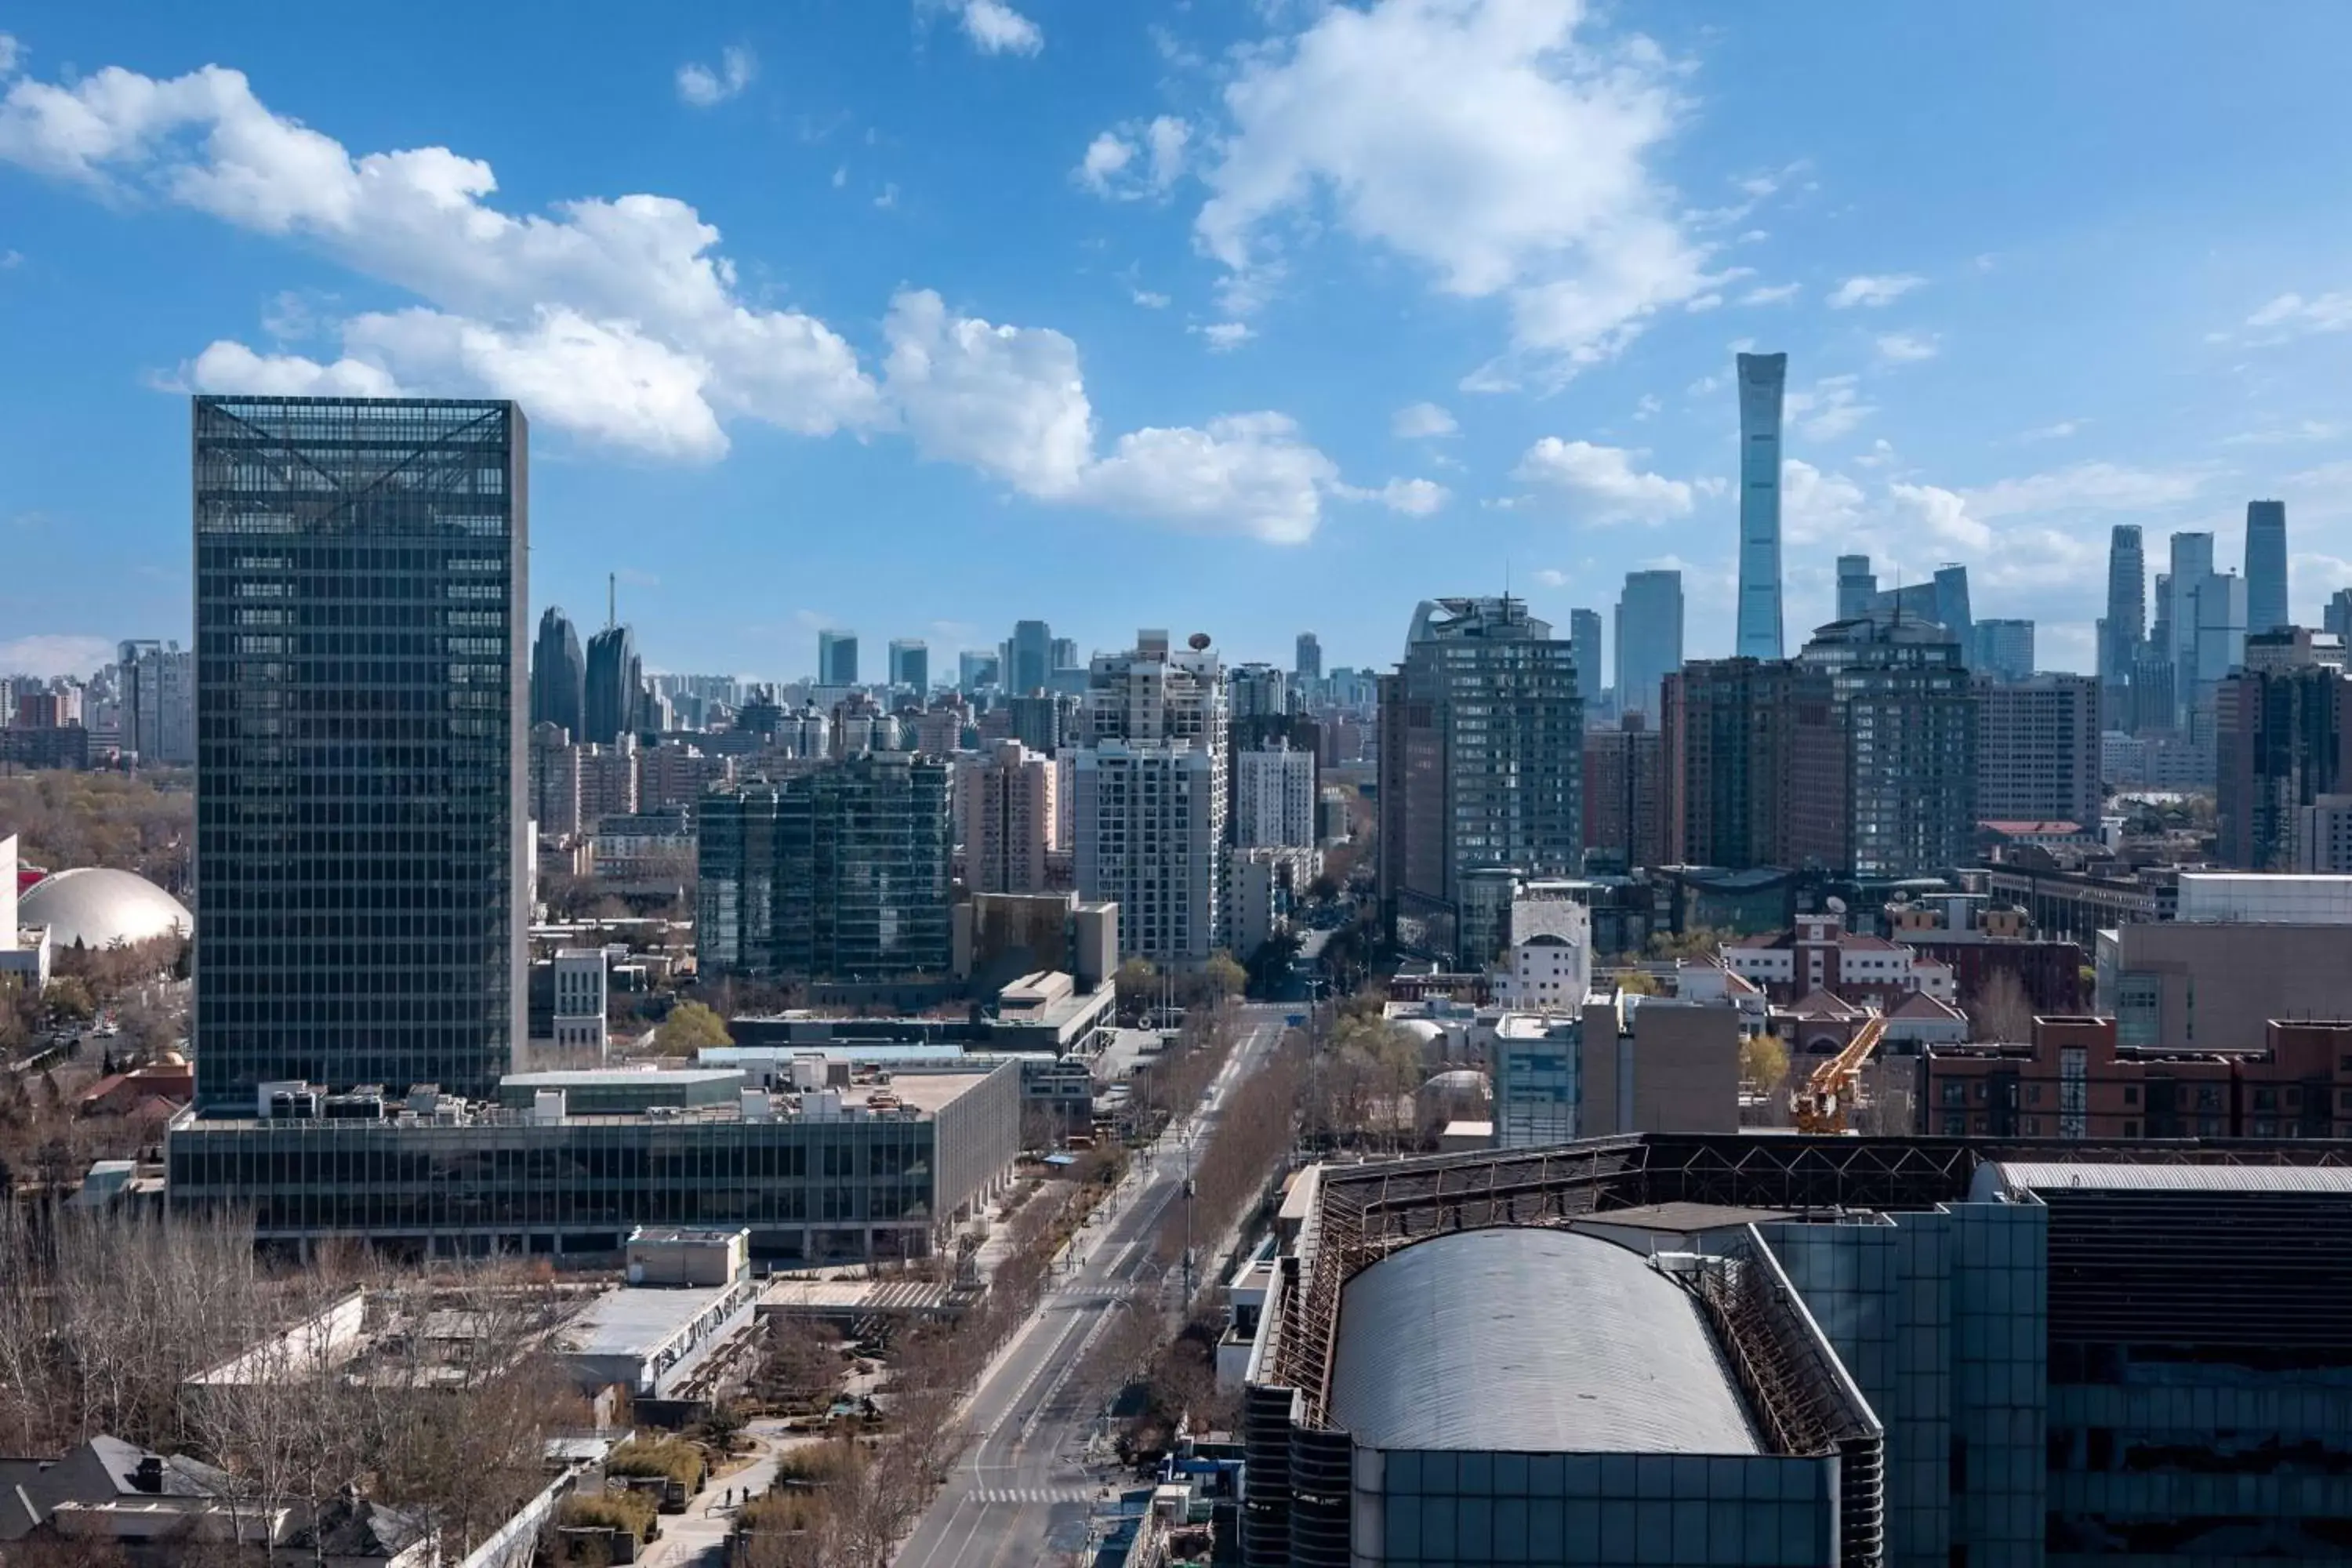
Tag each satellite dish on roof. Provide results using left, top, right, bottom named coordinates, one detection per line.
left=1188, top=632, right=1212, bottom=651
left=1826, top=896, right=1847, bottom=914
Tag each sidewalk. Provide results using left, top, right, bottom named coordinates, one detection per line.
left=633, top=1421, right=789, bottom=1568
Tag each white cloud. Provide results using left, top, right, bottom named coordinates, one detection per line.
left=1874, top=330, right=1939, bottom=364
left=1193, top=321, right=1254, bottom=352
left=1131, top=289, right=1171, bottom=310
left=873, top=182, right=899, bottom=210
left=880, top=289, right=1359, bottom=543
left=949, top=0, right=1044, bottom=56
left=676, top=45, right=757, bottom=107
left=0, top=34, right=19, bottom=78
left=1392, top=401, right=1458, bottom=439
left=1347, top=476, right=1450, bottom=516
left=1785, top=375, right=1873, bottom=441
left=0, top=56, right=884, bottom=457
left=1827, top=273, right=1924, bottom=309
left=1888, top=481, right=1990, bottom=552
left=1534, top=568, right=1569, bottom=588
left=2245, top=290, right=2352, bottom=336
left=0, top=634, right=116, bottom=679
left=1739, top=282, right=1799, bottom=307
left=2019, top=419, right=2081, bottom=443
left=1780, top=459, right=1866, bottom=545
left=1965, top=461, right=2209, bottom=520
left=182, top=339, right=404, bottom=398
left=831, top=164, right=848, bottom=189
left=1076, top=115, right=1191, bottom=200
left=1191, top=0, right=1715, bottom=384
left=1512, top=438, right=1695, bottom=524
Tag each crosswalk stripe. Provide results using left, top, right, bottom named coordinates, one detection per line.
left=967, top=1487, right=1095, bottom=1504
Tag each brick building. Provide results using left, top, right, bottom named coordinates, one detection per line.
left=1920, top=1015, right=2352, bottom=1141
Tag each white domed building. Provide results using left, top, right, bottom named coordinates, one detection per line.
left=18, top=868, right=192, bottom=952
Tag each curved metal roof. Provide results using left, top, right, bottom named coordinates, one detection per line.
left=18, top=868, right=191, bottom=950
left=1328, top=1228, right=1758, bottom=1454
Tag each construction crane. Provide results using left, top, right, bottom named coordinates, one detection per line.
left=1790, top=1012, right=1889, bottom=1135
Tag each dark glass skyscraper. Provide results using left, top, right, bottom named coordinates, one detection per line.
left=1613, top=568, right=1684, bottom=720
left=697, top=754, right=953, bottom=980
left=192, top=396, right=527, bottom=1111
left=1734, top=351, right=1788, bottom=660
left=1008, top=619, right=1052, bottom=695
left=530, top=605, right=584, bottom=736
left=2245, top=499, right=2289, bottom=634
left=583, top=622, right=643, bottom=744
left=888, top=637, right=929, bottom=694
left=2101, top=524, right=2146, bottom=697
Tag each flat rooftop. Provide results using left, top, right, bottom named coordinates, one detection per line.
left=564, top=1283, right=743, bottom=1361
left=884, top=1072, right=989, bottom=1115
left=504, top=1069, right=744, bottom=1088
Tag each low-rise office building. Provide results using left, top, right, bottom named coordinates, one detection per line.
left=2096, top=912, right=2352, bottom=1052
left=165, top=1062, right=1021, bottom=1265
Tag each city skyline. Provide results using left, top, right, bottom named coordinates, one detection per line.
left=9, top=5, right=2352, bottom=680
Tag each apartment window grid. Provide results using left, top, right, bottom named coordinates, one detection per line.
left=193, top=397, right=523, bottom=1109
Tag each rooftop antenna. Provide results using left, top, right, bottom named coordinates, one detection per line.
left=607, top=572, right=616, bottom=631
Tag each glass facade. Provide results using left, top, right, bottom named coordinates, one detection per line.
left=1358, top=1450, right=1835, bottom=1568
left=167, top=1061, right=1020, bottom=1261
left=192, top=397, right=527, bottom=1110
left=1735, top=352, right=1788, bottom=661
left=698, top=755, right=953, bottom=980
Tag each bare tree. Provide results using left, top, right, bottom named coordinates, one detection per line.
left=1968, top=967, right=2038, bottom=1044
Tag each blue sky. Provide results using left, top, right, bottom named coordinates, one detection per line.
left=7, top=0, right=2352, bottom=685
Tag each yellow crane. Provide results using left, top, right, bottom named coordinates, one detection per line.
left=1790, top=1012, right=1889, bottom=1135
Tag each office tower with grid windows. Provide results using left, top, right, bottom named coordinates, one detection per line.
left=191, top=396, right=528, bottom=1112
left=888, top=637, right=929, bottom=695
left=1613, top=568, right=1684, bottom=720
left=2246, top=499, right=2290, bottom=635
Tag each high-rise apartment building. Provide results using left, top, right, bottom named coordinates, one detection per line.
left=1007, top=619, right=1052, bottom=695
left=1050, top=637, right=1079, bottom=676
left=1612, top=568, right=1684, bottom=720
left=1835, top=555, right=1878, bottom=622
left=583, top=623, right=644, bottom=745
left=1972, top=619, right=2036, bottom=684
left=1230, top=662, right=1292, bottom=720
left=1581, top=715, right=1666, bottom=871
left=956, top=739, right=1057, bottom=894
left=1734, top=351, right=1788, bottom=660
left=1073, top=632, right=1230, bottom=965
left=1377, top=597, right=1581, bottom=963
left=191, top=396, right=528, bottom=1110
left=117, top=638, right=195, bottom=765
left=888, top=638, right=929, bottom=695
left=2216, top=632, right=2352, bottom=871
left=1567, top=607, right=1605, bottom=706
left=958, top=650, right=1000, bottom=694
left=1073, top=741, right=1223, bottom=964
left=530, top=607, right=585, bottom=737
left=696, top=753, right=952, bottom=979
left=1660, top=657, right=1796, bottom=869
left=1234, top=742, right=1319, bottom=849
left=2101, top=524, right=2146, bottom=700
left=1790, top=615, right=1977, bottom=877
left=1294, top=631, right=1323, bottom=684
left=1006, top=691, right=1071, bottom=754
left=2245, top=499, right=2290, bottom=634
left=1976, top=673, right=2100, bottom=829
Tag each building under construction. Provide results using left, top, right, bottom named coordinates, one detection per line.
left=1240, top=1133, right=2352, bottom=1566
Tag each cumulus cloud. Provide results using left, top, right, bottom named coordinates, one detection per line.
left=2019, top=419, right=2081, bottom=443
left=881, top=289, right=1368, bottom=543
left=1739, top=282, right=1800, bottom=307
left=1075, top=115, right=1190, bottom=199
left=0, top=634, right=117, bottom=679
left=1189, top=0, right=1715, bottom=384
left=1193, top=321, right=1254, bottom=352
left=1827, top=273, right=1924, bottom=309
left=1341, top=476, right=1450, bottom=516
left=1512, top=438, right=1695, bottom=524
left=0, top=52, right=1396, bottom=544
left=938, top=0, right=1044, bottom=56
left=180, top=339, right=403, bottom=398
left=1780, top=459, right=1866, bottom=545
left=676, top=46, right=757, bottom=107
left=1392, top=401, right=1458, bottom=439
left=0, top=34, right=19, bottom=78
